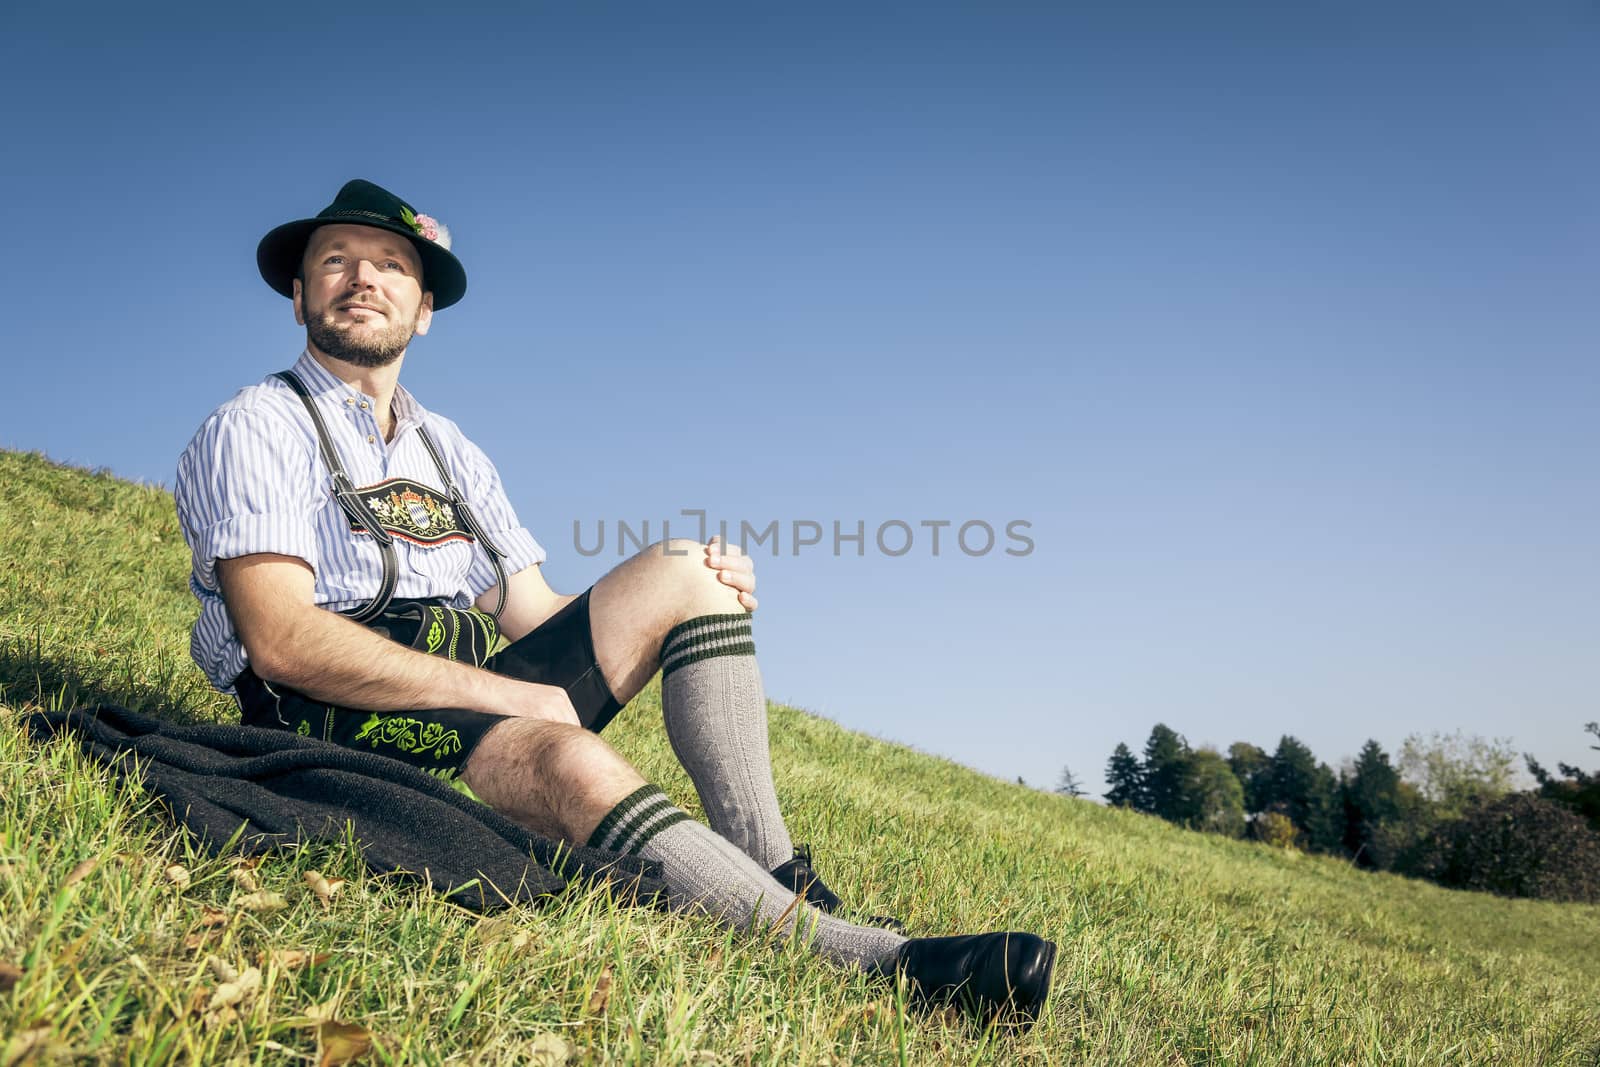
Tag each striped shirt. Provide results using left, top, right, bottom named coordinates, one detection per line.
left=175, top=349, right=545, bottom=692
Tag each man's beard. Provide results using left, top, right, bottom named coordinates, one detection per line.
left=304, top=303, right=419, bottom=368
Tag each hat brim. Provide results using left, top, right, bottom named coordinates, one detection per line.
left=257, top=217, right=467, bottom=310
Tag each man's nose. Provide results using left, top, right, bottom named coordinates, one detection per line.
left=348, top=258, right=381, bottom=287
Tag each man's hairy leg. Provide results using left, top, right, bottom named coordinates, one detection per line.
left=587, top=539, right=795, bottom=870
left=458, top=717, right=906, bottom=972
left=460, top=718, right=643, bottom=841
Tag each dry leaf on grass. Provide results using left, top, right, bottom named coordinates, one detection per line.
left=207, top=966, right=262, bottom=1011
left=204, top=1004, right=241, bottom=1029
left=0, top=961, right=21, bottom=993
left=236, top=890, right=288, bottom=913
left=230, top=867, right=260, bottom=893
left=262, top=949, right=331, bottom=970
left=317, top=1020, right=373, bottom=1067
left=472, top=917, right=540, bottom=953
left=183, top=930, right=217, bottom=952
left=165, top=864, right=192, bottom=890
left=64, top=857, right=98, bottom=888
left=304, top=870, right=345, bottom=908
left=305, top=998, right=340, bottom=1024
left=207, top=957, right=239, bottom=983
left=197, top=906, right=230, bottom=928
left=1, top=1025, right=58, bottom=1067
left=585, top=964, right=614, bottom=1016
left=524, top=1032, right=571, bottom=1067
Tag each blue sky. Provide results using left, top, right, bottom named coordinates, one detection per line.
left=3, top=2, right=1596, bottom=798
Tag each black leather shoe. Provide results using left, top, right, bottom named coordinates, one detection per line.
left=770, top=845, right=844, bottom=913
left=771, top=846, right=907, bottom=931
left=888, top=931, right=1057, bottom=1025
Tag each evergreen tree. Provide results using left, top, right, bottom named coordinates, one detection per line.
left=1304, top=762, right=1345, bottom=854
left=1056, top=765, right=1087, bottom=799
left=1264, top=735, right=1318, bottom=821
left=1104, top=743, right=1144, bottom=809
left=1263, top=736, right=1341, bottom=850
left=1343, top=739, right=1403, bottom=866
left=1143, top=723, right=1194, bottom=822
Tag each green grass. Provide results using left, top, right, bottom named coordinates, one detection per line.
left=2, top=447, right=1598, bottom=1065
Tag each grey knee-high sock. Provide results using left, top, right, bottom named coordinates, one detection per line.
left=590, top=785, right=904, bottom=972
left=659, top=614, right=794, bottom=870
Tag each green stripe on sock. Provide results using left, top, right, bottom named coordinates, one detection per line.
left=664, top=615, right=751, bottom=647
left=661, top=613, right=751, bottom=658
left=608, top=796, right=679, bottom=853
left=661, top=640, right=759, bottom=679
left=663, top=624, right=753, bottom=662
left=587, top=784, right=662, bottom=850
left=625, top=810, right=691, bottom=856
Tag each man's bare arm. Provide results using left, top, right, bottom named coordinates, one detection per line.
left=218, top=553, right=578, bottom=724
left=478, top=563, right=569, bottom=643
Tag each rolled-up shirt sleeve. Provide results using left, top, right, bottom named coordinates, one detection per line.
left=175, top=408, right=322, bottom=593
left=451, top=432, right=546, bottom=597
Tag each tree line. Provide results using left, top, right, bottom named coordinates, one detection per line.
left=1062, top=722, right=1600, bottom=903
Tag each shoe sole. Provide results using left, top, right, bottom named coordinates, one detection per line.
left=1009, top=937, right=1057, bottom=1021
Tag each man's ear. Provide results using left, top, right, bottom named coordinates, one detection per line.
left=414, top=291, right=434, bottom=336
left=292, top=277, right=306, bottom=326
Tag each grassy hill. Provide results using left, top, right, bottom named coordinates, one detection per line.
left=2, top=447, right=1597, bottom=1066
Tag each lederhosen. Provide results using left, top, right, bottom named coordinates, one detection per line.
left=232, top=370, right=623, bottom=780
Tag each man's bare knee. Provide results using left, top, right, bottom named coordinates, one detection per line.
left=462, top=718, right=645, bottom=843
left=647, top=539, right=742, bottom=616
left=588, top=535, right=753, bottom=703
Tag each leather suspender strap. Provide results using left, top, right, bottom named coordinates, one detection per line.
left=415, top=424, right=510, bottom=622
left=272, top=370, right=397, bottom=623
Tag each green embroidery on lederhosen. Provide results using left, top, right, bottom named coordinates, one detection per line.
left=353, top=712, right=463, bottom=762
left=408, top=603, right=497, bottom=667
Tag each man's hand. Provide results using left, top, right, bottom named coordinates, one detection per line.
left=497, top=680, right=581, bottom=726
left=706, top=536, right=757, bottom=612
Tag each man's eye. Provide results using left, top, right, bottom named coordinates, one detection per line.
left=382, top=260, right=407, bottom=272
left=324, top=255, right=345, bottom=266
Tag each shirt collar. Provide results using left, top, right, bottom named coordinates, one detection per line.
left=290, top=349, right=352, bottom=399
left=391, top=380, right=427, bottom=438
left=289, top=349, right=430, bottom=437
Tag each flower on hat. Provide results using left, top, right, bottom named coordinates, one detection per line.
left=399, top=205, right=448, bottom=248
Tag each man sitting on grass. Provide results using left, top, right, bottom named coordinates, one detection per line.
left=174, top=178, right=1056, bottom=1023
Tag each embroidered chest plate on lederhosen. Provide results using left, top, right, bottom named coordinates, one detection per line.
left=272, top=369, right=509, bottom=624
left=350, top=477, right=471, bottom=546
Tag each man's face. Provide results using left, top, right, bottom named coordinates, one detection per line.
left=293, top=223, right=434, bottom=368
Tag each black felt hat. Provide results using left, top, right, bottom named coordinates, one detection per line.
left=257, top=179, right=468, bottom=310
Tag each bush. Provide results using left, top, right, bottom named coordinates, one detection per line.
left=1408, top=793, right=1600, bottom=903
left=1251, top=810, right=1299, bottom=850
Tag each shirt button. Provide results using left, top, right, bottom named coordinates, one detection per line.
left=360, top=401, right=369, bottom=409
left=345, top=397, right=355, bottom=406
left=367, top=434, right=376, bottom=444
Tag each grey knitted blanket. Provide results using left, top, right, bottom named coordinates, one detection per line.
left=26, top=704, right=662, bottom=913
